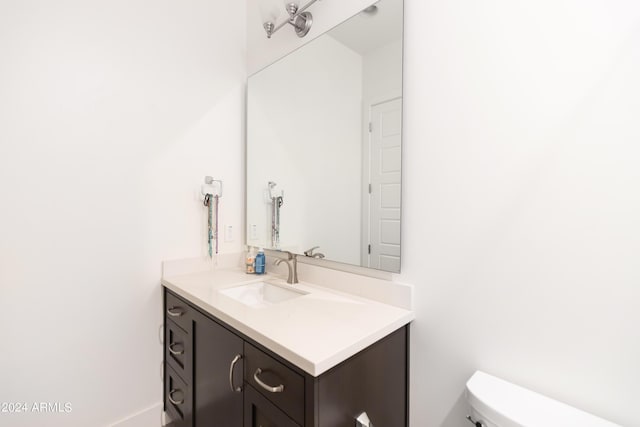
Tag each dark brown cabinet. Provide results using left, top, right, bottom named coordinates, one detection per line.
left=244, top=385, right=300, bottom=427
left=316, top=328, right=408, bottom=427
left=165, top=319, right=192, bottom=381
left=244, top=342, right=305, bottom=425
left=164, top=288, right=409, bottom=427
left=192, top=309, right=244, bottom=426
left=164, top=292, right=193, bottom=427
left=165, top=363, right=193, bottom=427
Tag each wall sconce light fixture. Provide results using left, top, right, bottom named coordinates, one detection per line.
left=263, top=0, right=320, bottom=39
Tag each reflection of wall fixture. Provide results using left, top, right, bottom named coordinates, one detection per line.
left=263, top=0, right=320, bottom=39
left=268, top=181, right=284, bottom=249
left=202, top=176, right=223, bottom=258
left=360, top=5, right=378, bottom=17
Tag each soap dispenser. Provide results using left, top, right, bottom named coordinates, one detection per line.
left=245, top=247, right=256, bottom=274
left=255, top=249, right=266, bottom=275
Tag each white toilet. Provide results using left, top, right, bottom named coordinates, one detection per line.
left=465, top=371, right=621, bottom=427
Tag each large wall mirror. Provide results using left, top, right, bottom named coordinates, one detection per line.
left=246, top=0, right=403, bottom=273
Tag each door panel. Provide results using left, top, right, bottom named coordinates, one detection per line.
left=193, top=311, right=244, bottom=427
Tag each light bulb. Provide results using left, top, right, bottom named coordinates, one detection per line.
left=283, top=0, right=299, bottom=17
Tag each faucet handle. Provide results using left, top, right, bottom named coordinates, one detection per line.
left=304, top=246, right=320, bottom=257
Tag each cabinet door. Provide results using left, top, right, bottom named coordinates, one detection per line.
left=193, top=311, right=244, bottom=427
left=244, top=385, right=300, bottom=427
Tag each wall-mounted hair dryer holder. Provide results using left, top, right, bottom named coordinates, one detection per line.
left=268, top=180, right=283, bottom=200
left=202, top=176, right=223, bottom=201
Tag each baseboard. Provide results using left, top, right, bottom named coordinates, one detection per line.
left=109, top=402, right=162, bottom=427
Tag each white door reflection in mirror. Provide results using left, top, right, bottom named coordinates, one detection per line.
left=365, top=98, right=402, bottom=272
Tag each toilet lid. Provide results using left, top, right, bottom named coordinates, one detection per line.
left=465, top=371, right=621, bottom=427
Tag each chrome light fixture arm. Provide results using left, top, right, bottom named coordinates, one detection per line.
left=263, top=0, right=320, bottom=39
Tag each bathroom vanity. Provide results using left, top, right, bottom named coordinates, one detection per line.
left=163, top=1, right=410, bottom=424
left=161, top=267, right=413, bottom=427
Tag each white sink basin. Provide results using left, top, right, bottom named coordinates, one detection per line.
left=219, top=281, right=307, bottom=308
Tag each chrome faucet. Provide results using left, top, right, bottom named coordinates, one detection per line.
left=303, top=246, right=325, bottom=259
left=274, top=251, right=298, bottom=284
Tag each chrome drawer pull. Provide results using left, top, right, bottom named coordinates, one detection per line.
left=229, top=354, right=243, bottom=393
left=253, top=368, right=284, bottom=393
left=168, top=343, right=184, bottom=355
left=168, top=389, right=184, bottom=405
left=167, top=306, right=184, bottom=317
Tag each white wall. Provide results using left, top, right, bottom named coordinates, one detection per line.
left=361, top=38, right=403, bottom=106
left=0, top=1, right=245, bottom=426
left=246, top=35, right=362, bottom=264
left=248, top=0, right=640, bottom=426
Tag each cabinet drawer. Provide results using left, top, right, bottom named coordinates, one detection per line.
left=166, top=291, right=191, bottom=332
left=165, top=319, right=192, bottom=383
left=244, top=343, right=304, bottom=425
left=165, top=364, right=192, bottom=427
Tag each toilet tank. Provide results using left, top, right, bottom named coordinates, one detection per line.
left=465, top=371, right=621, bottom=427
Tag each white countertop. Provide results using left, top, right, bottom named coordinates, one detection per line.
left=162, top=268, right=414, bottom=376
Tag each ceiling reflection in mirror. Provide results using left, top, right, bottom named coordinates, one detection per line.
left=247, top=0, right=403, bottom=273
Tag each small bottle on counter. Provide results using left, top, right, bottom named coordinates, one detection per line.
left=255, top=249, right=266, bottom=274
left=245, top=247, right=256, bottom=274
